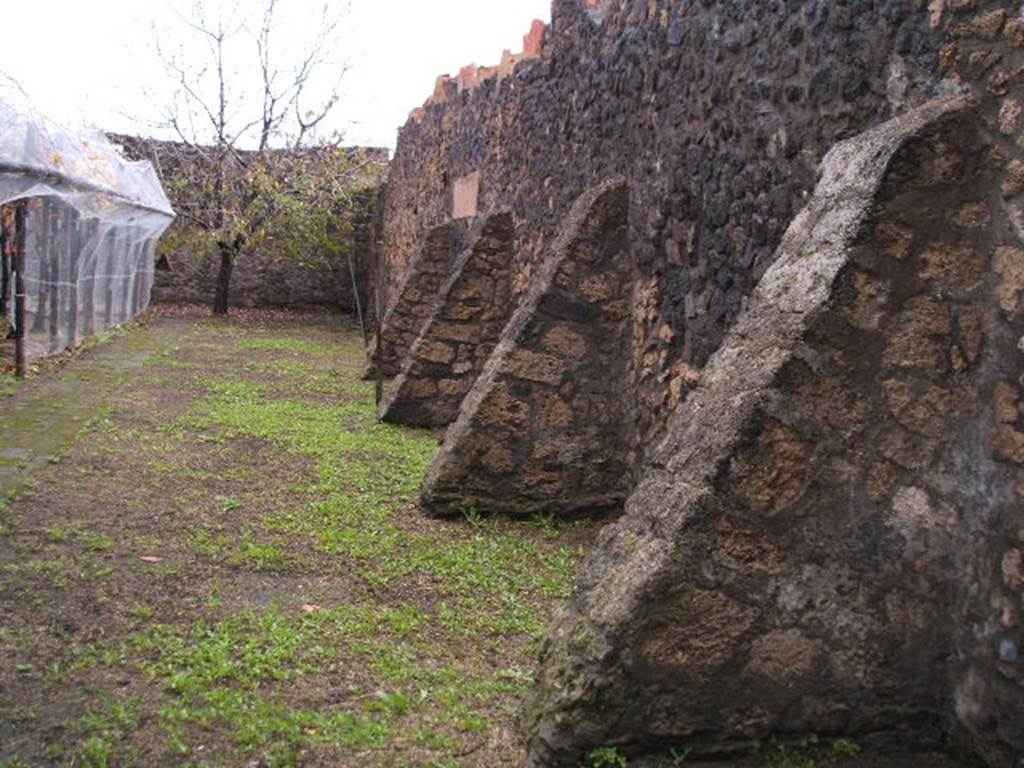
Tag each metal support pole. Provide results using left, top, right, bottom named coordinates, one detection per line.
left=348, top=249, right=366, bottom=345
left=14, top=201, right=28, bottom=379
left=0, top=223, right=8, bottom=318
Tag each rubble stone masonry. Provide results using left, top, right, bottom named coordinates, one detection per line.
left=378, top=0, right=950, bottom=447
left=421, top=180, right=635, bottom=516
left=374, top=0, right=1024, bottom=764
left=113, top=136, right=387, bottom=312
left=380, top=212, right=514, bottom=428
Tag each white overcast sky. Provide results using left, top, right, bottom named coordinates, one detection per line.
left=0, top=0, right=552, bottom=151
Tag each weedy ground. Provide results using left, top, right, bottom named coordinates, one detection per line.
left=0, top=307, right=596, bottom=767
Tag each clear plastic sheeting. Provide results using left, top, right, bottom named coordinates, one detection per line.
left=14, top=201, right=169, bottom=358
left=0, top=88, right=174, bottom=361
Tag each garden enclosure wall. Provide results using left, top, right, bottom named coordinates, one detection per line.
left=0, top=99, right=174, bottom=369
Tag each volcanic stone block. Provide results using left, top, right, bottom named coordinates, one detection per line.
left=369, top=221, right=462, bottom=377
left=421, top=178, right=634, bottom=517
left=526, top=96, right=1024, bottom=766
left=380, top=212, right=514, bottom=428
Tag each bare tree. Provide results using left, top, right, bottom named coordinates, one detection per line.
left=152, top=0, right=351, bottom=314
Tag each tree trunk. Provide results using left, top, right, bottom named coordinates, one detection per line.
left=212, top=243, right=235, bottom=315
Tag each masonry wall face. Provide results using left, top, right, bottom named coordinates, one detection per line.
left=152, top=242, right=361, bottom=310
left=421, top=181, right=637, bottom=517
left=380, top=0, right=947, bottom=450
left=371, top=221, right=468, bottom=376
left=527, top=97, right=1024, bottom=767
left=379, top=212, right=515, bottom=428
left=377, top=0, right=1024, bottom=763
left=113, top=136, right=386, bottom=312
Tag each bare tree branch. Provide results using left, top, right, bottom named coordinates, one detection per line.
left=149, top=0, right=354, bottom=315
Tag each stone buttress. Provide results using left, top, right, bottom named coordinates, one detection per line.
left=369, top=221, right=463, bottom=378
left=379, top=212, right=515, bottom=428
left=525, top=96, right=1024, bottom=767
left=420, top=180, right=636, bottom=517
left=372, top=2, right=1024, bottom=763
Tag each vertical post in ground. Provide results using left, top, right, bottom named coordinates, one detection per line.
left=67, top=208, right=80, bottom=348
left=103, top=228, right=116, bottom=328
left=30, top=198, right=49, bottom=334
left=371, top=222, right=383, bottom=410
left=348, top=248, right=366, bottom=345
left=14, top=200, right=28, bottom=379
left=0, top=221, right=8, bottom=318
left=50, top=204, right=65, bottom=352
left=82, top=218, right=99, bottom=336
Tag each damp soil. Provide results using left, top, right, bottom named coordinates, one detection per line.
left=0, top=306, right=597, bottom=767
left=0, top=305, right=974, bottom=768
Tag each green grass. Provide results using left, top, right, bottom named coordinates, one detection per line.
left=143, top=351, right=199, bottom=370
left=156, top=358, right=583, bottom=758
left=3, top=556, right=74, bottom=589
left=128, top=605, right=518, bottom=761
left=237, top=337, right=341, bottom=357
left=0, top=372, right=19, bottom=398
left=225, top=537, right=305, bottom=570
left=79, top=530, right=116, bottom=552
left=586, top=746, right=629, bottom=767
left=74, top=697, right=141, bottom=768
left=133, top=610, right=393, bottom=761
left=185, top=374, right=579, bottom=641
left=242, top=357, right=369, bottom=397
left=749, top=734, right=862, bottom=768
left=0, top=315, right=591, bottom=766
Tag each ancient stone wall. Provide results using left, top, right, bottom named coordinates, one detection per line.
left=369, top=221, right=467, bottom=377
left=375, top=0, right=1024, bottom=764
left=149, top=222, right=370, bottom=310
left=526, top=94, right=1024, bottom=766
left=420, top=180, right=635, bottom=517
left=112, top=136, right=387, bottom=311
left=379, top=0, right=949, bottom=451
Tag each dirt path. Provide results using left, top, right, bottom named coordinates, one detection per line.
left=0, top=319, right=192, bottom=495
left=0, top=308, right=596, bottom=768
